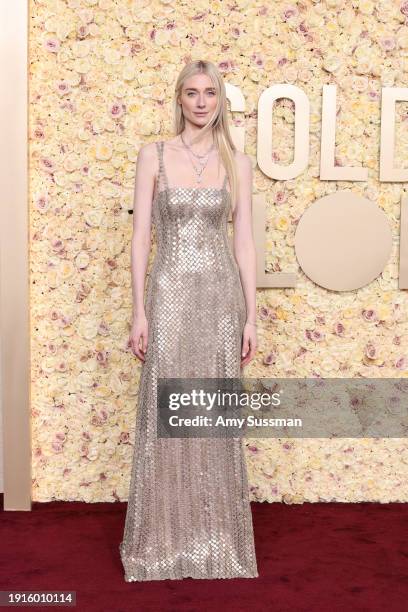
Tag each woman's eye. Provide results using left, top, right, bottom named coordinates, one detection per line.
left=186, top=92, right=215, bottom=96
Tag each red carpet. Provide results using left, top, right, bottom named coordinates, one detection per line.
left=1, top=495, right=407, bottom=611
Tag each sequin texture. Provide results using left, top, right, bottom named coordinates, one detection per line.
left=119, top=140, right=258, bottom=581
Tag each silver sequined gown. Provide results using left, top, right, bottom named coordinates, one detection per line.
left=119, top=140, right=258, bottom=581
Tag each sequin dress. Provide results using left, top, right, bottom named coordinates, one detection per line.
left=119, top=140, right=258, bottom=581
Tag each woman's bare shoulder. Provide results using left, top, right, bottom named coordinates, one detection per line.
left=161, top=137, right=182, bottom=149
left=136, top=142, right=162, bottom=174
left=138, top=141, right=160, bottom=156
left=138, top=138, right=179, bottom=156
left=233, top=149, right=252, bottom=169
left=135, top=142, right=161, bottom=185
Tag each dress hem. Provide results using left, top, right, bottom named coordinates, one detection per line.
left=120, top=542, right=259, bottom=581
left=123, top=571, right=259, bottom=582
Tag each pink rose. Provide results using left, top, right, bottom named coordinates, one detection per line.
left=365, top=343, right=377, bottom=359
left=259, top=306, right=271, bottom=320
left=362, top=309, right=377, bottom=321
left=395, top=356, right=407, bottom=369
left=274, top=190, right=287, bottom=204
left=263, top=351, right=277, bottom=365
left=109, top=102, right=125, bottom=119
left=44, top=38, right=60, bottom=53
left=282, top=5, right=299, bottom=21
left=334, top=322, right=345, bottom=336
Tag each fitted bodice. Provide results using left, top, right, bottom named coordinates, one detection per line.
left=150, top=141, right=236, bottom=277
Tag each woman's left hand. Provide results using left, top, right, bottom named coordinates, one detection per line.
left=241, top=322, right=257, bottom=367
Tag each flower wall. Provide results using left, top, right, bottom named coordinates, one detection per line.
left=30, top=0, right=408, bottom=503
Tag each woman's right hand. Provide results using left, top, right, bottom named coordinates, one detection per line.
left=128, top=315, right=148, bottom=362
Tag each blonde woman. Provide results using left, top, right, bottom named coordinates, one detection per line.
left=119, top=59, right=258, bottom=581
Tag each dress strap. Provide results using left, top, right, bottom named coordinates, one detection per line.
left=155, top=140, right=169, bottom=191
left=222, top=168, right=229, bottom=191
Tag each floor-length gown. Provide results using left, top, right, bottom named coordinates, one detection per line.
left=119, top=140, right=258, bottom=581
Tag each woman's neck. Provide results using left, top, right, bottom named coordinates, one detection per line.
left=179, top=129, right=215, bottom=151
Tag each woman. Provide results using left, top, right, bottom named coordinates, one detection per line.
left=119, top=59, right=258, bottom=581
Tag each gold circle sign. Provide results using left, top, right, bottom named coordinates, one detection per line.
left=294, top=191, right=393, bottom=291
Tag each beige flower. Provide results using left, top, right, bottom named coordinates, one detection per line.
left=75, top=251, right=90, bottom=270
left=323, top=54, right=342, bottom=73
left=72, top=40, right=91, bottom=58
left=77, top=316, right=99, bottom=341
left=82, top=209, right=103, bottom=228
left=359, top=0, right=375, bottom=15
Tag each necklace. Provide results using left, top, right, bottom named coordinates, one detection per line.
left=180, top=132, right=215, bottom=159
left=180, top=133, right=215, bottom=184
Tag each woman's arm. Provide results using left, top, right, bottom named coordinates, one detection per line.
left=232, top=151, right=257, bottom=324
left=130, top=143, right=156, bottom=321
left=128, top=143, right=156, bottom=361
left=231, top=151, right=258, bottom=366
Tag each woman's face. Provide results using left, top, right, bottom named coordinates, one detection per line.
left=178, top=73, right=218, bottom=127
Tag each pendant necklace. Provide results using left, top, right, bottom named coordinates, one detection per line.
left=180, top=132, right=215, bottom=185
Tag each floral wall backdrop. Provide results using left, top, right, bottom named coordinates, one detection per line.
left=30, top=0, right=408, bottom=503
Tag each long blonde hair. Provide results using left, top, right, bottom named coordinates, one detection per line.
left=172, top=60, right=238, bottom=214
